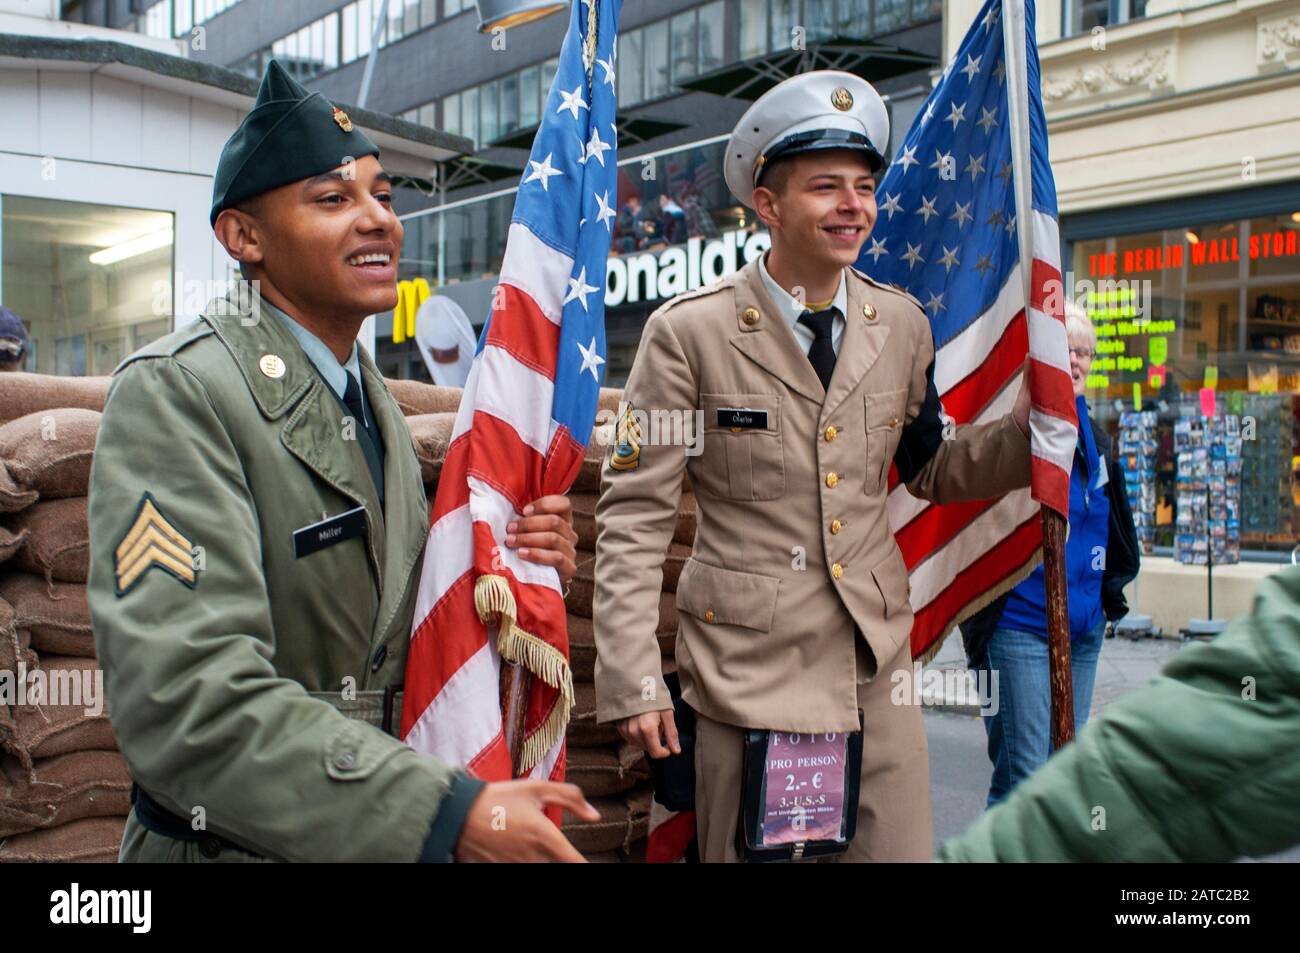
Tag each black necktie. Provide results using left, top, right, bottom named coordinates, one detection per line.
left=342, top=371, right=370, bottom=437
left=798, top=308, right=839, bottom=391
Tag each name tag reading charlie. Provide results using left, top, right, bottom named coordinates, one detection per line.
left=717, top=407, right=768, bottom=430
left=293, top=505, right=368, bottom=558
left=761, top=731, right=849, bottom=847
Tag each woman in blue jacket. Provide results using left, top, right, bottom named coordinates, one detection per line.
left=962, top=303, right=1140, bottom=806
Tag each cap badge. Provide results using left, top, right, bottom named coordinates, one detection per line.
left=332, top=106, right=354, bottom=132
left=831, top=87, right=854, bottom=112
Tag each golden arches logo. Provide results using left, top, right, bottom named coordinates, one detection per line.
left=393, top=278, right=431, bottom=343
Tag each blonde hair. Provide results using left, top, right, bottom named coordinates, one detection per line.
left=1064, top=299, right=1095, bottom=351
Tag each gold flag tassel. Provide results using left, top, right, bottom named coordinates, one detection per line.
left=475, top=573, right=574, bottom=773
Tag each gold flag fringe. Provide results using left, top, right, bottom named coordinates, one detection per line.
left=475, top=573, right=574, bottom=774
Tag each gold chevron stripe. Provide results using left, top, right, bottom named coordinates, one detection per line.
left=114, top=495, right=196, bottom=594
left=117, top=542, right=196, bottom=591
left=115, top=499, right=190, bottom=561
left=119, top=524, right=191, bottom=577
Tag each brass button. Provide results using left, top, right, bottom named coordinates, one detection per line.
left=830, top=519, right=842, bottom=535
left=891, top=416, right=901, bottom=427
left=862, top=303, right=877, bottom=322
left=825, top=471, right=839, bottom=488
left=704, top=609, right=716, bottom=623
left=831, top=562, right=844, bottom=579
left=824, top=425, right=838, bottom=441
left=742, top=307, right=760, bottom=325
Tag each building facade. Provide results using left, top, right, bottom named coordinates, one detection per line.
left=62, top=0, right=945, bottom=381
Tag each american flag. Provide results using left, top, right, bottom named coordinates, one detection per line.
left=401, top=0, right=622, bottom=783
left=864, top=0, right=1076, bottom=662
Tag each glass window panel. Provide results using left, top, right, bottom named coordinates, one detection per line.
left=357, top=0, right=373, bottom=55
left=388, top=0, right=404, bottom=41
left=405, top=0, right=420, bottom=32
left=770, top=0, right=797, bottom=53
left=500, top=73, right=520, bottom=134
left=670, top=11, right=697, bottom=84
left=618, top=30, right=644, bottom=105
left=875, top=0, right=908, bottom=33
left=739, top=0, right=767, bottom=59
left=342, top=3, right=358, bottom=61
left=442, top=92, right=460, bottom=137
left=311, top=18, right=324, bottom=72
left=697, top=1, right=724, bottom=74
left=420, top=102, right=436, bottom=127
left=541, top=57, right=560, bottom=96
left=644, top=19, right=670, bottom=100
left=324, top=14, right=339, bottom=69
left=461, top=85, right=478, bottom=148
left=836, top=0, right=869, bottom=35
left=422, top=0, right=436, bottom=25
left=519, top=65, right=540, bottom=129
left=805, top=0, right=834, bottom=40
left=1, top=196, right=174, bottom=377
left=175, top=0, right=192, bottom=35
left=480, top=80, right=500, bottom=146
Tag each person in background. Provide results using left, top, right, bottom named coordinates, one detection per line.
left=659, top=194, right=688, bottom=245
left=961, top=300, right=1140, bottom=806
left=0, top=306, right=29, bottom=372
left=615, top=194, right=642, bottom=253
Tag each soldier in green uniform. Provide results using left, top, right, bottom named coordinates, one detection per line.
left=87, top=61, right=595, bottom=862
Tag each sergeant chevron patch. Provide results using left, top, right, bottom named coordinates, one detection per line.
left=115, top=493, right=197, bottom=596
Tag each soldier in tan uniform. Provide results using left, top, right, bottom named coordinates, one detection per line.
left=593, top=71, right=1032, bottom=862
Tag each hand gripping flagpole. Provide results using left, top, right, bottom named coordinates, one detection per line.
left=1002, top=0, right=1074, bottom=750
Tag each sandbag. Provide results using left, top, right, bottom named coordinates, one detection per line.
left=406, top=413, right=457, bottom=486
left=3, top=497, right=89, bottom=583
left=0, top=814, right=125, bottom=862
left=0, top=749, right=132, bottom=838
left=566, top=679, right=619, bottom=748
left=0, top=466, right=37, bottom=514
left=384, top=379, right=463, bottom=417
left=566, top=563, right=679, bottom=635
left=0, top=409, right=100, bottom=500
left=0, top=374, right=110, bottom=427
left=0, top=525, right=28, bottom=566
left=0, top=604, right=35, bottom=674
left=0, top=575, right=93, bottom=658
left=563, top=785, right=651, bottom=855
left=568, top=613, right=596, bottom=683
left=565, top=743, right=648, bottom=798
left=7, top=655, right=115, bottom=759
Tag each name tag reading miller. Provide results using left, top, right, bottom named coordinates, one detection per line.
left=293, top=505, right=368, bottom=558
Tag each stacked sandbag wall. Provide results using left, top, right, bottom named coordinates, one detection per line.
left=0, top=375, right=127, bottom=862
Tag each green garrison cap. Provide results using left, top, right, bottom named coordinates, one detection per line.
left=210, top=59, right=380, bottom=225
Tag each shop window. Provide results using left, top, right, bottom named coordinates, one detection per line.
left=0, top=196, right=174, bottom=376
left=670, top=10, right=699, bottom=85
left=1074, top=212, right=1300, bottom=551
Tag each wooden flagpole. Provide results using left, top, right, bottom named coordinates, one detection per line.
left=1002, top=0, right=1073, bottom=749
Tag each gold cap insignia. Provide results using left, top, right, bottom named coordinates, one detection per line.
left=115, top=493, right=196, bottom=596
left=332, top=106, right=354, bottom=132
left=831, top=87, right=854, bottom=112
left=259, top=354, right=286, bottom=379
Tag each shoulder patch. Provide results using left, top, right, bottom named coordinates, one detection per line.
left=608, top=401, right=642, bottom=472
left=114, top=492, right=197, bottom=596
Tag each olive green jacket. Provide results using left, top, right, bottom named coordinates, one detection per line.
left=87, top=292, right=478, bottom=862
left=940, top=565, right=1300, bottom=862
